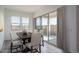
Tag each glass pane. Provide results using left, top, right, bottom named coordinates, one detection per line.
left=11, top=24, right=20, bottom=31
left=49, top=11, right=57, bottom=45
left=41, top=14, right=48, bottom=41
left=22, top=17, right=29, bottom=30
left=22, top=24, right=29, bottom=29
left=42, top=18, right=48, bottom=25
left=49, top=17, right=57, bottom=25
left=22, top=17, right=29, bottom=24
left=36, top=17, right=41, bottom=26
left=11, top=16, right=20, bottom=24
left=35, top=17, right=41, bottom=30
left=11, top=16, right=20, bottom=31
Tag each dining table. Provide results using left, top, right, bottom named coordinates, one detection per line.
left=16, top=32, right=44, bottom=53
left=16, top=32, right=32, bottom=52
left=17, top=32, right=32, bottom=44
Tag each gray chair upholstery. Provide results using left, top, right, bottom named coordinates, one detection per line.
left=27, top=32, right=41, bottom=53
left=10, top=31, right=22, bottom=53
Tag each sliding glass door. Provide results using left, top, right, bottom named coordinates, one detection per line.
left=41, top=14, right=49, bottom=41
left=35, top=17, right=41, bottom=32
left=34, top=11, right=57, bottom=46
left=49, top=12, right=57, bottom=45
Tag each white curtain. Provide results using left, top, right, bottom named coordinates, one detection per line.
left=57, top=7, right=66, bottom=50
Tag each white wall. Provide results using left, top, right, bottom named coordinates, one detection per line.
left=0, top=32, right=4, bottom=50
left=65, top=6, right=77, bottom=52
left=4, top=8, right=33, bottom=40
left=0, top=6, right=4, bottom=50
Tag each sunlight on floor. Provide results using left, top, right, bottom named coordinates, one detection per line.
left=41, top=42, right=63, bottom=53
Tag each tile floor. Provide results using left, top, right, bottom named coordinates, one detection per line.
left=0, top=40, right=64, bottom=53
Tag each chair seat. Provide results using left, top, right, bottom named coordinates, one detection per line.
left=25, top=32, right=41, bottom=53
left=26, top=43, right=40, bottom=49
left=12, top=40, right=22, bottom=46
left=11, top=40, right=22, bottom=52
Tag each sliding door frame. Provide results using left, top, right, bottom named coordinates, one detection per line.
left=34, top=10, right=58, bottom=46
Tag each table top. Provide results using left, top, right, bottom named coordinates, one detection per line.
left=17, top=32, right=32, bottom=39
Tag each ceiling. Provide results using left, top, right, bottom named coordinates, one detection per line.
left=3, top=5, right=46, bottom=13
left=3, top=5, right=62, bottom=14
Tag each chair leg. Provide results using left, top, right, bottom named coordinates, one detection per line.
left=21, top=45, right=23, bottom=51
left=39, top=44, right=41, bottom=53
left=10, top=42, right=13, bottom=53
left=31, top=46, right=33, bottom=53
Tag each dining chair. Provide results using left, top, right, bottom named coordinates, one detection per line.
left=40, top=30, right=44, bottom=46
left=26, top=32, right=41, bottom=53
left=10, top=31, right=22, bottom=53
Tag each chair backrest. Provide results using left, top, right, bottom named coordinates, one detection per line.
left=40, top=30, right=43, bottom=35
left=31, top=32, right=41, bottom=47
left=10, top=31, right=19, bottom=41
left=34, top=29, right=38, bottom=32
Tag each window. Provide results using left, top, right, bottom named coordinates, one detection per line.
left=11, top=16, right=29, bottom=31
left=22, top=17, right=29, bottom=30
left=11, top=16, right=20, bottom=31
left=35, top=17, right=41, bottom=30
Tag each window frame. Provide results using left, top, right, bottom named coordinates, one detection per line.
left=11, top=16, right=30, bottom=31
